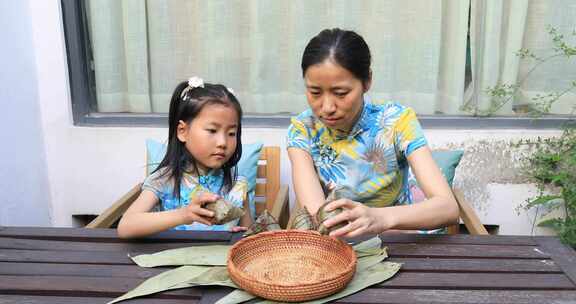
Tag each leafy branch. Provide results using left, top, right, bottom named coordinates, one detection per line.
left=464, top=25, right=576, bottom=116
left=518, top=125, right=576, bottom=248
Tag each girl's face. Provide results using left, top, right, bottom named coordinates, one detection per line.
left=177, top=103, right=239, bottom=173
left=304, top=59, right=370, bottom=132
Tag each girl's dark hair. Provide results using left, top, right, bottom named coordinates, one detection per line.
left=301, top=28, right=371, bottom=86
left=155, top=81, right=243, bottom=200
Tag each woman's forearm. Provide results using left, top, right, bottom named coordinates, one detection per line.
left=378, top=196, right=459, bottom=231
left=288, top=148, right=326, bottom=215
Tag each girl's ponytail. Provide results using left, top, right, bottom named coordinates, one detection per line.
left=155, top=81, right=192, bottom=199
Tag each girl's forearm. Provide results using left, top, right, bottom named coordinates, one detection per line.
left=117, top=209, right=189, bottom=238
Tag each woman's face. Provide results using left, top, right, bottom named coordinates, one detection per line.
left=304, top=59, right=370, bottom=132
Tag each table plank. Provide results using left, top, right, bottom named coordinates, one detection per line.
left=535, top=236, right=576, bottom=286
left=379, top=272, right=575, bottom=289
left=390, top=258, right=561, bottom=273
left=0, top=275, right=203, bottom=298
left=388, top=243, right=549, bottom=259
left=336, top=289, right=576, bottom=304
left=0, top=249, right=133, bottom=264
left=0, top=295, right=199, bottom=304
left=379, top=234, right=538, bottom=246
left=0, top=226, right=235, bottom=243
left=1, top=272, right=573, bottom=297
left=0, top=258, right=561, bottom=279
left=0, top=237, right=227, bottom=253
left=0, top=262, right=165, bottom=278
left=0, top=237, right=549, bottom=259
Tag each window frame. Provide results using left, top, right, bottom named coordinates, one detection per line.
left=61, top=0, right=571, bottom=129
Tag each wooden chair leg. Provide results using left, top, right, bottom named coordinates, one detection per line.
left=453, top=188, right=489, bottom=235
left=447, top=223, right=460, bottom=234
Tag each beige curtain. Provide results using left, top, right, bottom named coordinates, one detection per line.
left=468, top=0, right=576, bottom=115
left=87, top=0, right=471, bottom=115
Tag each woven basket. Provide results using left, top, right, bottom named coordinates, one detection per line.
left=227, top=230, right=357, bottom=302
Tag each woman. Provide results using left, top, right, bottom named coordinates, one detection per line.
left=287, top=28, right=459, bottom=238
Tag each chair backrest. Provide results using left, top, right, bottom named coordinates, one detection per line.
left=86, top=146, right=289, bottom=228
left=254, top=146, right=281, bottom=216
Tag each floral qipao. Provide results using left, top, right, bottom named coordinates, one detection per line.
left=287, top=100, right=427, bottom=207
left=142, top=169, right=249, bottom=231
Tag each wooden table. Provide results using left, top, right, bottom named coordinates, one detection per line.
left=1, top=226, right=576, bottom=303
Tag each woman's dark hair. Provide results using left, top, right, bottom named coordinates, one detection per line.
left=155, top=81, right=243, bottom=200
left=301, top=28, right=371, bottom=86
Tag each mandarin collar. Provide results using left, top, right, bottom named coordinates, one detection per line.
left=326, top=98, right=370, bottom=140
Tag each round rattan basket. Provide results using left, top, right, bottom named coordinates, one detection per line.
left=227, top=230, right=357, bottom=302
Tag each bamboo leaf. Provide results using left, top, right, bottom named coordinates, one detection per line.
left=357, top=250, right=388, bottom=270
left=352, top=236, right=385, bottom=258
left=109, top=266, right=238, bottom=304
left=130, top=245, right=230, bottom=267
left=108, top=265, right=211, bottom=304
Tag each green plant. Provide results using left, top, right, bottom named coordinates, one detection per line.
left=517, top=126, right=576, bottom=248
left=463, top=25, right=576, bottom=116
left=476, top=25, right=576, bottom=247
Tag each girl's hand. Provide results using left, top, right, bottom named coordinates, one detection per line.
left=230, top=226, right=248, bottom=233
left=182, top=192, right=217, bottom=226
left=322, top=199, right=392, bottom=238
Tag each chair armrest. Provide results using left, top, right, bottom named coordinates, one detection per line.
left=453, top=188, right=489, bottom=235
left=270, top=184, right=290, bottom=229
left=86, top=183, right=142, bottom=228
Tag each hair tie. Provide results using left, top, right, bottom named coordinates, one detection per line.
left=181, top=76, right=204, bottom=101
left=188, top=76, right=204, bottom=89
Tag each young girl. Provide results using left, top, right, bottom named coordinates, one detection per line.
left=117, top=77, right=252, bottom=238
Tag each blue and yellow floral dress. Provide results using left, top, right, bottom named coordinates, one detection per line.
left=287, top=100, right=427, bottom=207
left=142, top=168, right=249, bottom=231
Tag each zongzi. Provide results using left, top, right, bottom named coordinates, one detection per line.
left=244, top=210, right=281, bottom=236
left=204, top=198, right=245, bottom=225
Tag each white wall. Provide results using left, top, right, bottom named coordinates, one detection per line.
left=24, top=0, right=562, bottom=235
left=0, top=0, right=51, bottom=226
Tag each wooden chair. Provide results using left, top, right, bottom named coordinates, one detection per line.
left=446, top=188, right=488, bottom=235
left=287, top=187, right=488, bottom=235
left=86, top=146, right=291, bottom=229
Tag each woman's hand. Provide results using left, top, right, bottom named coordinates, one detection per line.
left=182, top=192, right=217, bottom=226
left=321, top=199, right=392, bottom=238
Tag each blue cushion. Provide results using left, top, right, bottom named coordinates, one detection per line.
left=407, top=149, right=464, bottom=193
left=145, top=138, right=263, bottom=198
left=430, top=150, right=464, bottom=187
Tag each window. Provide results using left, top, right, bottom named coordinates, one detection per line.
left=62, top=0, right=575, bottom=128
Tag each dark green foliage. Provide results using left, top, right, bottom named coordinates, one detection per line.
left=520, top=125, right=576, bottom=248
